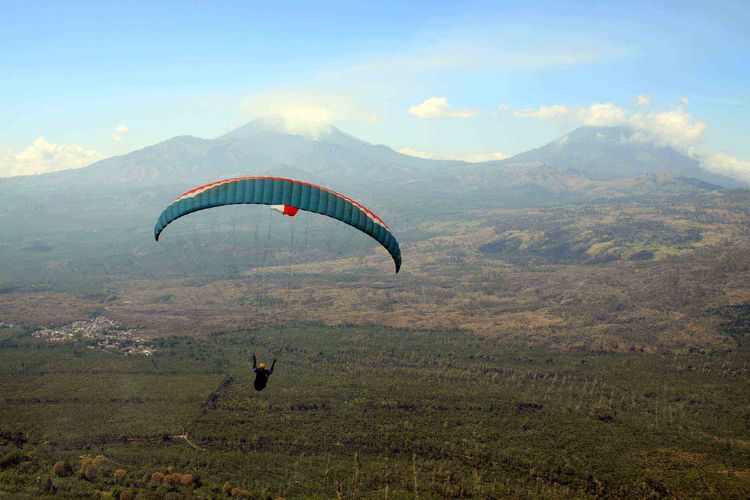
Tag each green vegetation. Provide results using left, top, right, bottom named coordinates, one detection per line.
left=478, top=201, right=736, bottom=266
left=1, top=325, right=749, bottom=498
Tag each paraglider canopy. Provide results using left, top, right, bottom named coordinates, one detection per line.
left=154, top=176, right=401, bottom=272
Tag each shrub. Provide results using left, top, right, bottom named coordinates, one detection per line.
left=179, top=473, right=196, bottom=488
left=119, top=488, right=136, bottom=500
left=113, top=468, right=127, bottom=484
left=165, top=473, right=182, bottom=487
left=79, top=454, right=108, bottom=481
left=53, top=460, right=73, bottom=477
left=82, top=464, right=98, bottom=482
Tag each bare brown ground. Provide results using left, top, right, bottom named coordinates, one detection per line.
left=2, top=225, right=746, bottom=353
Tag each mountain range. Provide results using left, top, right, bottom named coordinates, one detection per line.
left=4, top=120, right=741, bottom=195
left=1, top=120, right=745, bottom=237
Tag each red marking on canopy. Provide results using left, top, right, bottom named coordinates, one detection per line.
left=271, top=204, right=299, bottom=216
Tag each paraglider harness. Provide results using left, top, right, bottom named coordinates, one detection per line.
left=252, top=354, right=276, bottom=391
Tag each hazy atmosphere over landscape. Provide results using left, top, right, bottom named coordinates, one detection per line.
left=2, top=1, right=750, bottom=498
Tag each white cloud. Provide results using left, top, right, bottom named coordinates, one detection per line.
left=513, top=102, right=706, bottom=150
left=580, top=103, right=628, bottom=126
left=634, top=94, right=651, bottom=106
left=265, top=102, right=335, bottom=137
left=111, top=124, right=130, bottom=143
left=514, top=102, right=626, bottom=126
left=241, top=89, right=378, bottom=138
left=408, top=97, right=478, bottom=119
left=629, top=108, right=706, bottom=147
left=397, top=147, right=509, bottom=163
left=700, top=151, right=750, bottom=183
left=679, top=96, right=690, bottom=106
left=512, top=99, right=750, bottom=182
left=0, top=138, right=105, bottom=177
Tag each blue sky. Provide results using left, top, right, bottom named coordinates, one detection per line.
left=1, top=0, right=748, bottom=178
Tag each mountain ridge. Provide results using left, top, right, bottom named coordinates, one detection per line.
left=1, top=121, right=744, bottom=201
left=493, top=125, right=741, bottom=188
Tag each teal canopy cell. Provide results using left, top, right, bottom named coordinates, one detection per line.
left=154, top=176, right=401, bottom=273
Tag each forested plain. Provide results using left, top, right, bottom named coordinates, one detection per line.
left=1, top=324, right=750, bottom=498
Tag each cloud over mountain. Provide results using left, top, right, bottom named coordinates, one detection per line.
left=409, top=97, right=478, bottom=119
left=0, top=138, right=106, bottom=177
left=111, top=124, right=130, bottom=143
left=513, top=102, right=706, bottom=149
left=511, top=100, right=750, bottom=181
left=241, top=89, right=378, bottom=139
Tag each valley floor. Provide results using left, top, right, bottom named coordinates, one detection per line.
left=1, top=325, right=749, bottom=498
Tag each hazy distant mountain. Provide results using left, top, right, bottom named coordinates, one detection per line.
left=489, top=126, right=740, bottom=188
left=0, top=122, right=741, bottom=214
left=5, top=118, right=459, bottom=194
left=456, top=163, right=723, bottom=199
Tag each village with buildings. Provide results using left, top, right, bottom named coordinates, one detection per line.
left=30, top=316, right=154, bottom=356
